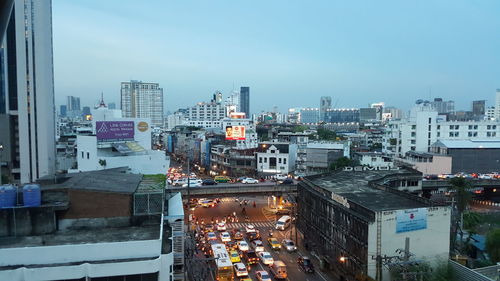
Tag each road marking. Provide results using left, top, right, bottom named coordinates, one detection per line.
left=317, top=271, right=329, bottom=281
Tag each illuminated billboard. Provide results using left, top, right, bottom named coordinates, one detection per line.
left=96, top=121, right=134, bottom=142
left=225, top=126, right=246, bottom=140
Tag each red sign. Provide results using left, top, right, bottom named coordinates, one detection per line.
left=225, top=126, right=246, bottom=140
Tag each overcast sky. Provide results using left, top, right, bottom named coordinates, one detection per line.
left=52, top=0, right=500, bottom=114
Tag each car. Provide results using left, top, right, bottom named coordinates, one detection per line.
left=246, top=231, right=261, bottom=241
left=256, top=270, right=272, bottom=281
left=251, top=240, right=265, bottom=252
left=258, top=251, right=274, bottom=265
left=242, top=177, right=259, bottom=184
left=297, top=256, right=315, bottom=273
left=221, top=231, right=231, bottom=242
left=268, top=238, right=281, bottom=250
left=225, top=241, right=238, bottom=251
left=232, top=228, right=244, bottom=240
left=182, top=179, right=203, bottom=187
left=217, top=222, right=227, bottom=231
left=240, top=279, right=252, bottom=281
left=280, top=178, right=294, bottom=185
left=172, top=178, right=187, bottom=186
left=206, top=232, right=217, bottom=241
left=229, top=250, right=241, bottom=263
left=245, top=224, right=256, bottom=233
left=275, top=174, right=288, bottom=181
left=202, top=179, right=217, bottom=185
left=275, top=208, right=291, bottom=215
left=233, top=262, right=248, bottom=277
left=203, top=224, right=214, bottom=232
left=200, top=199, right=216, bottom=208
left=282, top=239, right=297, bottom=252
left=237, top=240, right=249, bottom=251
left=214, top=175, right=231, bottom=183
left=243, top=250, right=259, bottom=265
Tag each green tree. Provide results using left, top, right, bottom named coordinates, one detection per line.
left=293, top=125, right=308, bottom=133
left=317, top=128, right=337, bottom=140
left=486, top=228, right=500, bottom=263
left=449, top=177, right=472, bottom=250
left=329, top=157, right=358, bottom=170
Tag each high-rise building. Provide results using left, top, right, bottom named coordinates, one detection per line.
left=0, top=0, right=55, bottom=183
left=120, top=80, right=164, bottom=127
left=82, top=106, right=91, bottom=116
left=67, top=95, right=80, bottom=111
left=495, top=89, right=500, bottom=120
left=320, top=96, right=332, bottom=122
left=431, top=98, right=455, bottom=114
left=59, top=105, right=67, bottom=117
left=472, top=100, right=485, bottom=117
left=108, top=102, right=116, bottom=110
left=240, top=86, right=250, bottom=118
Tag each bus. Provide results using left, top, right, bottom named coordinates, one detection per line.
left=211, top=243, right=234, bottom=281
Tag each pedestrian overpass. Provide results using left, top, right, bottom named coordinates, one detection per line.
left=167, top=184, right=297, bottom=197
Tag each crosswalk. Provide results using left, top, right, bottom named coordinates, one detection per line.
left=226, top=221, right=275, bottom=229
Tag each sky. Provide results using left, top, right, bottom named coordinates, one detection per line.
left=52, top=0, right=500, bottom=114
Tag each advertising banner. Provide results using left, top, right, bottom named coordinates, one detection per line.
left=225, top=125, right=246, bottom=140
left=396, top=208, right=427, bottom=233
left=96, top=121, right=135, bottom=142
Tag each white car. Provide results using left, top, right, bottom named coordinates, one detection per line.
left=206, top=232, right=217, bottom=241
left=251, top=240, right=265, bottom=252
left=237, top=240, right=249, bottom=251
left=245, top=224, right=256, bottom=233
left=173, top=178, right=187, bottom=186
left=182, top=179, right=203, bottom=187
left=282, top=239, right=297, bottom=252
left=256, top=270, right=272, bottom=281
left=258, top=251, right=274, bottom=265
left=242, top=177, right=259, bottom=184
left=217, top=222, right=227, bottom=231
left=221, top=232, right=231, bottom=242
left=275, top=174, right=288, bottom=181
left=233, top=262, right=249, bottom=277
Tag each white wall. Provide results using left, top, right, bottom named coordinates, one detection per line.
left=366, top=206, right=451, bottom=281
left=359, top=155, right=394, bottom=168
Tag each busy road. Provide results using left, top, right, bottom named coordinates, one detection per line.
left=185, top=195, right=332, bottom=281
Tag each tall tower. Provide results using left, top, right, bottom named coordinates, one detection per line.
left=120, top=80, right=164, bottom=126
left=320, top=96, right=332, bottom=122
left=0, top=0, right=56, bottom=183
left=240, top=86, right=250, bottom=118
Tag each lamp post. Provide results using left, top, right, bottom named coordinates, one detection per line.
left=0, top=143, right=4, bottom=185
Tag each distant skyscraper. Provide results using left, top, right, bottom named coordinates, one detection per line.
left=472, top=100, right=485, bottom=117
left=82, top=106, right=91, bottom=116
left=120, top=80, right=164, bottom=126
left=60, top=105, right=67, bottom=117
left=320, top=96, right=332, bottom=122
left=67, top=96, right=81, bottom=111
left=431, top=98, right=455, bottom=114
left=108, top=102, right=116, bottom=110
left=240, top=87, right=250, bottom=118
left=0, top=0, right=55, bottom=183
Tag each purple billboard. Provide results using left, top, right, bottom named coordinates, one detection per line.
left=96, top=121, right=134, bottom=142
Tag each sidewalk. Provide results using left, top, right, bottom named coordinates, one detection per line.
left=294, top=232, right=341, bottom=281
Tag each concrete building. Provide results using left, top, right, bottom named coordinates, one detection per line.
left=298, top=168, right=450, bottom=281
left=299, top=108, right=320, bottom=124
left=320, top=96, right=332, bottom=122
left=383, top=106, right=403, bottom=120
left=0, top=168, right=180, bottom=281
left=394, top=151, right=452, bottom=176
left=383, top=104, right=500, bottom=156
left=0, top=0, right=56, bottom=184
left=59, top=105, right=67, bottom=117
left=186, top=100, right=226, bottom=123
left=324, top=108, right=360, bottom=123
left=487, top=106, right=495, bottom=120
left=430, top=139, right=500, bottom=174
left=353, top=152, right=394, bottom=168
left=256, top=142, right=297, bottom=175
left=121, top=80, right=164, bottom=127
left=431, top=98, right=455, bottom=114
left=305, top=142, right=350, bottom=174
left=240, top=86, right=250, bottom=118
left=472, top=100, right=486, bottom=117
left=359, top=108, right=377, bottom=122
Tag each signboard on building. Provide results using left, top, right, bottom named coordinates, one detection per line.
left=96, top=121, right=134, bottom=142
left=396, top=208, right=427, bottom=233
left=225, top=125, right=246, bottom=140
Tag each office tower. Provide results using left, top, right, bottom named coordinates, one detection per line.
left=120, top=80, right=164, bottom=126
left=59, top=105, right=67, bottom=117
left=82, top=106, right=91, bottom=116
left=67, top=95, right=81, bottom=111
left=431, top=98, right=455, bottom=114
left=0, top=0, right=55, bottom=183
left=240, top=86, right=250, bottom=118
left=320, top=96, right=332, bottom=122
left=495, top=90, right=500, bottom=120
left=472, top=100, right=485, bottom=117
left=108, top=102, right=116, bottom=110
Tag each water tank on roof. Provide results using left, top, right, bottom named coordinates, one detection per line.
left=23, top=184, right=41, bottom=207
left=0, top=185, right=17, bottom=208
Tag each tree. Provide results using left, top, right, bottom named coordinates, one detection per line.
left=449, top=177, right=472, bottom=251
left=293, top=125, right=308, bottom=133
left=329, top=157, right=358, bottom=170
left=486, top=228, right=500, bottom=263
left=317, top=128, right=337, bottom=140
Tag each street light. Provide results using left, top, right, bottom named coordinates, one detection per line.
left=0, top=143, right=3, bottom=185
left=339, top=256, right=347, bottom=263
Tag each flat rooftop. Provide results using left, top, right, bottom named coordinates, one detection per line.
left=304, top=168, right=428, bottom=211
left=0, top=224, right=160, bottom=249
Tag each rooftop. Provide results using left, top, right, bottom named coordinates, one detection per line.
left=304, top=168, right=428, bottom=212
left=41, top=168, right=142, bottom=194
left=432, top=139, right=500, bottom=149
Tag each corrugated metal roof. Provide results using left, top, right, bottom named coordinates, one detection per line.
left=434, top=139, right=500, bottom=149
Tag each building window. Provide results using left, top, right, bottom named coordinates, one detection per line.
left=411, top=132, right=416, bottom=137
left=264, top=158, right=267, bottom=163
left=449, top=125, right=454, bottom=130
left=411, top=140, right=416, bottom=144
left=487, top=125, right=491, bottom=130
left=411, top=125, right=416, bottom=130
left=428, top=118, right=431, bottom=124
left=87, top=152, right=90, bottom=159
left=494, top=125, right=497, bottom=130
left=270, top=150, right=275, bottom=153
left=449, top=132, right=454, bottom=137
left=283, top=158, right=287, bottom=164
left=437, top=125, right=440, bottom=130
left=259, top=157, right=262, bottom=163
left=81, top=151, right=84, bottom=158
left=278, top=158, right=282, bottom=164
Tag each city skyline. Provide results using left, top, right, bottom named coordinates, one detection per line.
left=52, top=0, right=500, bottom=113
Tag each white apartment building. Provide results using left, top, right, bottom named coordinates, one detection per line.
left=0, top=0, right=55, bottom=184
left=256, top=142, right=297, bottom=174
left=186, top=101, right=226, bottom=122
left=383, top=104, right=500, bottom=157
left=121, top=80, right=164, bottom=127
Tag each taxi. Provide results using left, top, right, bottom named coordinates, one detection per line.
left=229, top=250, right=241, bottom=263
left=267, top=237, right=281, bottom=250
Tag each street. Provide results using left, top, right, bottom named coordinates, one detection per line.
left=185, top=195, right=332, bottom=281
